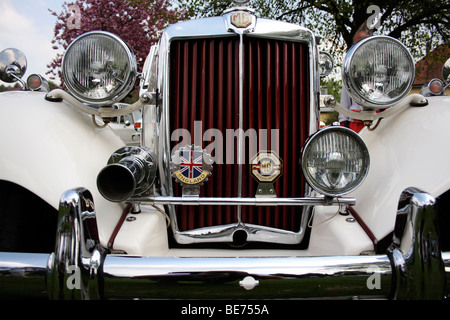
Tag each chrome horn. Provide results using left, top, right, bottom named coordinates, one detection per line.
left=97, top=146, right=157, bottom=202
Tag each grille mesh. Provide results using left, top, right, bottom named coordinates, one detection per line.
left=169, top=36, right=310, bottom=232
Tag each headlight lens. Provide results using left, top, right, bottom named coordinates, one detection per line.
left=301, top=127, right=370, bottom=196
left=62, top=31, right=137, bottom=105
left=319, top=51, right=334, bottom=77
left=342, top=35, right=414, bottom=109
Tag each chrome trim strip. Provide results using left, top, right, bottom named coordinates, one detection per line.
left=134, top=195, right=355, bottom=206
left=237, top=33, right=244, bottom=222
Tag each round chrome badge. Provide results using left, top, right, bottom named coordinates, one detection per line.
left=250, top=151, right=283, bottom=184
left=171, top=145, right=213, bottom=187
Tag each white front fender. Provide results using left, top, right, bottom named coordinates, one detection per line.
left=0, top=91, right=125, bottom=247
left=352, top=95, right=450, bottom=241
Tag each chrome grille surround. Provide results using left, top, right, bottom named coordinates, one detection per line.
left=139, top=11, right=332, bottom=245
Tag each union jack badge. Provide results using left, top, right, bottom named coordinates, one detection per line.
left=171, top=145, right=213, bottom=187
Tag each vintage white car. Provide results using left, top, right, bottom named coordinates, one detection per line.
left=0, top=1, right=449, bottom=301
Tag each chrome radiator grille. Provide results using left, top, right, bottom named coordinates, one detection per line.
left=169, top=35, right=310, bottom=234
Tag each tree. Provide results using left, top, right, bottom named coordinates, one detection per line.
left=177, top=0, right=449, bottom=61
left=47, top=0, right=185, bottom=84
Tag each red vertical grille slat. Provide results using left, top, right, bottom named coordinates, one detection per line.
left=169, top=36, right=309, bottom=234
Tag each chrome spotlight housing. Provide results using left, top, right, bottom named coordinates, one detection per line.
left=342, top=35, right=415, bottom=110
left=301, top=126, right=370, bottom=196
left=62, top=31, right=137, bottom=106
left=319, top=51, right=334, bottom=77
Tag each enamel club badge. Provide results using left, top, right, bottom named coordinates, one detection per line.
left=250, top=150, right=283, bottom=184
left=171, top=145, right=213, bottom=187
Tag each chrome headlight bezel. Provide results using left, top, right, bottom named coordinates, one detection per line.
left=301, top=126, right=370, bottom=196
left=62, top=31, right=137, bottom=106
left=342, top=35, right=415, bottom=110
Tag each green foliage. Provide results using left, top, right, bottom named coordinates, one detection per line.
left=0, top=83, right=22, bottom=92
left=320, top=77, right=341, bottom=125
left=321, top=77, right=342, bottom=102
left=177, top=0, right=449, bottom=61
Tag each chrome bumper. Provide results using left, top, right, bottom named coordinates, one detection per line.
left=0, top=187, right=448, bottom=299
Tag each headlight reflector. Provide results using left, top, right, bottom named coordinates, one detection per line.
left=62, top=31, right=137, bottom=105
left=342, top=35, right=414, bottom=109
left=301, top=127, right=370, bottom=196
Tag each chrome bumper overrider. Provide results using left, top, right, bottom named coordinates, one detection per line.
left=0, top=188, right=448, bottom=299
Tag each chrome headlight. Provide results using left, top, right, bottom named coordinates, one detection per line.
left=62, top=31, right=137, bottom=106
left=342, top=35, right=415, bottom=110
left=319, top=51, right=334, bottom=77
left=301, top=127, right=370, bottom=196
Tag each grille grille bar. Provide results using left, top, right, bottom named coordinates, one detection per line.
left=169, top=36, right=310, bottom=234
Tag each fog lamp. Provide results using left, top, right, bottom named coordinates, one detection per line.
left=301, top=126, right=370, bottom=196
left=342, top=35, right=414, bottom=109
left=62, top=31, right=137, bottom=106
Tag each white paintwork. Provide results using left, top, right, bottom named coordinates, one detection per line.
left=351, top=95, right=450, bottom=241
left=112, top=205, right=169, bottom=256
left=0, top=91, right=126, bottom=249
left=308, top=205, right=374, bottom=255
left=108, top=110, right=141, bottom=146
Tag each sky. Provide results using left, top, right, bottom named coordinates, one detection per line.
left=0, top=0, right=66, bottom=85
